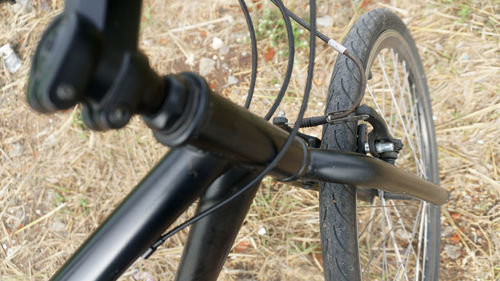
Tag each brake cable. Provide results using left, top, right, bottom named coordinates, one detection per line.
left=143, top=0, right=318, bottom=259
left=239, top=0, right=258, bottom=109
left=268, top=0, right=367, bottom=124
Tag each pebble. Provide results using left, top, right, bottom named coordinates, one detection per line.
left=227, top=76, right=239, bottom=85
left=257, top=227, right=266, bottom=236
left=9, top=142, right=24, bottom=157
left=211, top=37, right=224, bottom=50
left=12, top=0, right=31, bottom=13
left=395, top=229, right=410, bottom=241
left=444, top=244, right=461, bottom=259
left=185, top=53, right=195, bottom=66
left=199, top=57, right=215, bottom=76
left=49, top=219, right=66, bottom=232
left=132, top=271, right=155, bottom=281
left=0, top=44, right=22, bottom=73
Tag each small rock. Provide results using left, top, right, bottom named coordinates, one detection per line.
left=9, top=142, right=24, bottom=157
left=211, top=37, right=224, bottom=50
left=0, top=44, right=22, bottom=73
left=49, top=219, right=66, bottom=232
left=185, top=53, right=195, bottom=66
left=12, top=0, right=32, bottom=13
left=227, top=76, right=239, bottom=85
left=444, top=244, right=461, bottom=259
left=132, top=271, right=156, bottom=281
left=257, top=227, right=266, bottom=236
left=317, top=15, right=332, bottom=27
left=395, top=229, right=410, bottom=241
left=199, top=58, right=215, bottom=76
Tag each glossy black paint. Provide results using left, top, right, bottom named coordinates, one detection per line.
left=175, top=167, right=261, bottom=281
left=304, top=149, right=449, bottom=205
left=152, top=73, right=309, bottom=180
left=50, top=148, right=228, bottom=281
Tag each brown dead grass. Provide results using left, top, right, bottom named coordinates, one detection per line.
left=0, top=0, right=499, bottom=280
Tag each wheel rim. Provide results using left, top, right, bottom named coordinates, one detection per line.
left=357, top=30, right=438, bottom=281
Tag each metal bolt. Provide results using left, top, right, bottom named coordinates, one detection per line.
left=56, top=84, right=76, bottom=101
left=375, top=142, right=395, bottom=153
left=109, top=105, right=131, bottom=127
left=364, top=142, right=370, bottom=154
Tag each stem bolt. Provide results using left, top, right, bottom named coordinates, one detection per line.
left=56, top=84, right=76, bottom=102
left=109, top=105, right=131, bottom=128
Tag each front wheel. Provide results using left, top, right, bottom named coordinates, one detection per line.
left=320, top=9, right=440, bottom=281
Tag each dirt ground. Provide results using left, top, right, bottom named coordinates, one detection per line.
left=0, top=0, right=499, bottom=280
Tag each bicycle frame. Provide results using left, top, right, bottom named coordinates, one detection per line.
left=49, top=83, right=448, bottom=280
left=27, top=0, right=450, bottom=280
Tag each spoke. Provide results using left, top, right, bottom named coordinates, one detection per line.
left=361, top=202, right=414, bottom=279
left=413, top=85, right=427, bottom=179
left=391, top=201, right=420, bottom=258
left=414, top=202, right=428, bottom=281
left=377, top=56, right=425, bottom=176
left=391, top=49, right=413, bottom=145
left=401, top=63, right=422, bottom=176
left=382, top=204, right=389, bottom=281
left=394, top=202, right=424, bottom=280
left=401, top=62, right=426, bottom=179
left=422, top=203, right=429, bottom=279
left=381, top=196, right=410, bottom=281
left=360, top=40, right=434, bottom=281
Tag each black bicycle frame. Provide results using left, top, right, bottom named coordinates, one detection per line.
left=25, top=0, right=449, bottom=280
left=49, top=83, right=448, bottom=281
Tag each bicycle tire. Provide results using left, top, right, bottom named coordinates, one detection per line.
left=320, top=9, right=440, bottom=281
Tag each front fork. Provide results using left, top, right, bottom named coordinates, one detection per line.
left=175, top=167, right=261, bottom=281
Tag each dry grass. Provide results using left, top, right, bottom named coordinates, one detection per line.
left=0, top=0, right=499, bottom=280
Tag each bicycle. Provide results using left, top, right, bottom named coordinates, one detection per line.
left=24, top=0, right=448, bottom=280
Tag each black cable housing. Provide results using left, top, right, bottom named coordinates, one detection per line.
left=239, top=0, right=258, bottom=109
left=263, top=0, right=295, bottom=121
left=143, top=0, right=317, bottom=258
